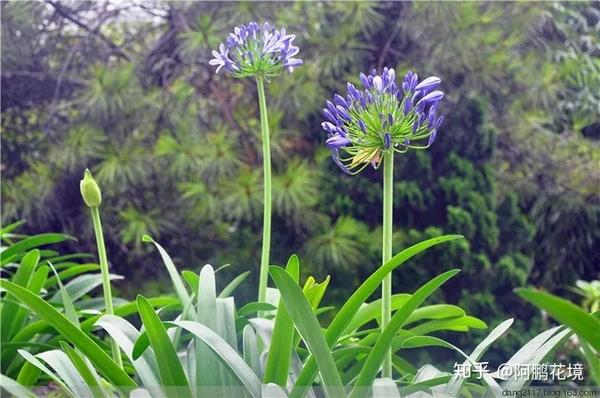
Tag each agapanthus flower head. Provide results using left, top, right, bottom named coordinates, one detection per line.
left=322, top=67, right=445, bottom=174
left=209, top=22, right=302, bottom=78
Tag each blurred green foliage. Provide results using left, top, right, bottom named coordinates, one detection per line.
left=1, top=1, right=599, bottom=362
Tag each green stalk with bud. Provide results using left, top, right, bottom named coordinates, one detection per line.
left=80, top=169, right=123, bottom=369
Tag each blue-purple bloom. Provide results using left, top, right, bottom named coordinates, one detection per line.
left=321, top=67, right=445, bottom=174
left=209, top=22, right=302, bottom=78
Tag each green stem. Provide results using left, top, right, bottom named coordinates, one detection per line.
left=381, top=150, right=394, bottom=378
left=256, top=76, right=272, bottom=308
left=90, top=206, right=123, bottom=369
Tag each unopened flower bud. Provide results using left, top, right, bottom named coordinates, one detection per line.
left=383, top=132, right=392, bottom=150
left=420, top=90, right=444, bottom=104
left=336, top=105, right=351, bottom=121
left=323, top=108, right=337, bottom=124
left=326, top=134, right=351, bottom=149
left=373, top=76, right=383, bottom=92
left=358, top=119, right=367, bottom=133
left=80, top=168, right=102, bottom=207
left=334, top=94, right=348, bottom=108
left=428, top=130, right=437, bottom=146
left=415, top=76, right=441, bottom=92
left=359, top=73, right=370, bottom=89
left=403, top=99, right=412, bottom=115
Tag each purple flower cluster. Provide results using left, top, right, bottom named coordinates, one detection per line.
left=209, top=22, right=302, bottom=78
left=322, top=68, right=445, bottom=174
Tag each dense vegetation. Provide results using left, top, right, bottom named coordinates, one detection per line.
left=2, top=0, right=599, bottom=372
left=2, top=223, right=599, bottom=397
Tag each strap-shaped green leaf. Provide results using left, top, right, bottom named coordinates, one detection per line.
left=28, top=349, right=93, bottom=398
left=49, top=273, right=123, bottom=303
left=237, top=302, right=277, bottom=317
left=171, top=320, right=263, bottom=398
left=59, top=342, right=106, bottom=398
left=15, top=361, right=41, bottom=387
left=195, top=264, right=220, bottom=389
left=143, top=235, right=192, bottom=310
left=290, top=235, right=463, bottom=398
left=16, top=351, right=73, bottom=397
left=242, top=325, right=261, bottom=375
left=1, top=250, right=40, bottom=342
left=95, top=315, right=162, bottom=391
left=1, top=233, right=72, bottom=267
left=269, top=265, right=344, bottom=398
left=136, top=295, right=191, bottom=396
left=342, top=294, right=411, bottom=336
left=0, top=280, right=136, bottom=389
left=219, top=271, right=251, bottom=298
left=181, top=270, right=199, bottom=296
left=349, top=269, right=460, bottom=397
left=398, top=364, right=450, bottom=396
left=0, top=220, right=26, bottom=236
left=580, top=339, right=600, bottom=385
left=408, top=315, right=487, bottom=335
left=8, top=296, right=178, bottom=348
left=3, top=263, right=47, bottom=372
left=405, top=304, right=466, bottom=324
left=44, top=264, right=100, bottom=288
left=0, top=374, right=36, bottom=398
left=444, top=318, right=514, bottom=396
left=401, top=336, right=470, bottom=360
left=516, top=288, right=600, bottom=351
left=500, top=327, right=571, bottom=391
left=48, top=262, right=79, bottom=327
left=264, top=254, right=299, bottom=386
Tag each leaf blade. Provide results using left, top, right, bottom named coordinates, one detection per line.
left=171, top=320, right=262, bottom=398
left=269, top=265, right=344, bottom=398
left=136, top=295, right=191, bottom=395
left=95, top=315, right=162, bottom=390
left=143, top=236, right=192, bottom=309
left=0, top=280, right=136, bottom=389
left=264, top=255, right=300, bottom=386
left=444, top=318, right=514, bottom=396
left=516, top=288, right=600, bottom=351
left=349, top=269, right=460, bottom=396
left=291, top=235, right=463, bottom=397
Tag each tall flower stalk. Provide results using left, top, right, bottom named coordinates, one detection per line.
left=210, top=22, right=302, bottom=304
left=256, top=75, right=272, bottom=305
left=80, top=169, right=123, bottom=368
left=322, top=68, right=445, bottom=376
left=381, top=149, right=394, bottom=376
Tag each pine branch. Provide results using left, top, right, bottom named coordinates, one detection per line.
left=46, top=0, right=130, bottom=60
